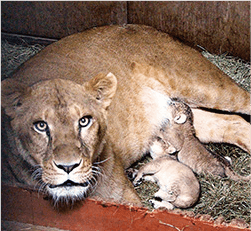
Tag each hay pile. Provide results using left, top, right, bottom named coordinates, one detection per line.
left=1, top=41, right=44, bottom=79
left=190, top=144, right=250, bottom=225
left=201, top=50, right=250, bottom=92
left=1, top=40, right=250, bottom=226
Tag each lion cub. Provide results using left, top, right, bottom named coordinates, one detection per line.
left=133, top=155, right=200, bottom=210
left=150, top=99, right=250, bottom=181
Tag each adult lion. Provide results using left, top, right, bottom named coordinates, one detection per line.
left=1, top=25, right=250, bottom=206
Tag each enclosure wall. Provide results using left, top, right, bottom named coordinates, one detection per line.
left=1, top=1, right=250, bottom=60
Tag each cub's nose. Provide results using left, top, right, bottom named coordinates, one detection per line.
left=54, top=161, right=81, bottom=174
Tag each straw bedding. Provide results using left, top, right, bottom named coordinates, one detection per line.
left=1, top=39, right=250, bottom=226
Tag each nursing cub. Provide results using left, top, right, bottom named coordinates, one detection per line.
left=149, top=99, right=251, bottom=181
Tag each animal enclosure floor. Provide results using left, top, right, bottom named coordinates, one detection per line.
left=2, top=220, right=69, bottom=231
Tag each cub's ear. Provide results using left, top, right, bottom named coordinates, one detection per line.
left=1, top=78, right=30, bottom=117
left=174, top=114, right=187, bottom=124
left=86, top=72, right=117, bottom=109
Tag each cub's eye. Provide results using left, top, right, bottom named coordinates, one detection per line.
left=79, top=116, right=92, bottom=128
left=33, top=121, right=49, bottom=133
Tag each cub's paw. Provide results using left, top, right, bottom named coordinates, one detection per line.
left=125, top=168, right=138, bottom=181
left=133, top=176, right=143, bottom=187
left=149, top=199, right=175, bottom=210
left=225, top=156, right=232, bottom=165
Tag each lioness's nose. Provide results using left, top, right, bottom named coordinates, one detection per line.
left=54, top=161, right=81, bottom=174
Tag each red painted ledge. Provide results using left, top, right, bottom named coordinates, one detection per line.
left=1, top=184, right=249, bottom=231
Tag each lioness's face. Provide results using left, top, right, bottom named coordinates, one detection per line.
left=2, top=73, right=117, bottom=203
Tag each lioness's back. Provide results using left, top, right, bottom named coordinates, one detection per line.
left=11, top=24, right=222, bottom=86
left=12, top=25, right=245, bottom=109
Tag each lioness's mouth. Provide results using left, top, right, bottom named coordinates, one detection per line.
left=49, top=180, right=89, bottom=189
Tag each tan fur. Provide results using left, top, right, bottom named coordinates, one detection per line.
left=150, top=99, right=251, bottom=181
left=133, top=155, right=200, bottom=210
left=192, top=109, right=250, bottom=153
left=1, top=24, right=250, bottom=205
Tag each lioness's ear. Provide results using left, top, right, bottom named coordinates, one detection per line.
left=174, top=114, right=187, bottom=124
left=1, top=78, right=30, bottom=117
left=86, top=72, right=117, bottom=109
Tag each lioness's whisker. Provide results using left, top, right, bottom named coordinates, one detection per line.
left=37, top=181, right=48, bottom=195
left=31, top=168, right=43, bottom=180
left=94, top=157, right=111, bottom=165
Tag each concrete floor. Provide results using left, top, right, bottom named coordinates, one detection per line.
left=1, top=220, right=69, bottom=231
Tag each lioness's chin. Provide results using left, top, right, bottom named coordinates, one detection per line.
left=46, top=184, right=91, bottom=203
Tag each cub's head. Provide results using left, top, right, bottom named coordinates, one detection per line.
left=150, top=99, right=194, bottom=158
left=1, top=73, right=117, bottom=204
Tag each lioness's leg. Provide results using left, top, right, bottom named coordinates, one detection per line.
left=192, top=108, right=250, bottom=153
left=122, top=183, right=142, bottom=207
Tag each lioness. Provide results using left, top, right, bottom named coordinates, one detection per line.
left=1, top=24, right=250, bottom=206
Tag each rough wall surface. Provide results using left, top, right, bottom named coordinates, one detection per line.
left=1, top=1, right=127, bottom=38
left=1, top=2, right=249, bottom=60
left=128, top=1, right=250, bottom=61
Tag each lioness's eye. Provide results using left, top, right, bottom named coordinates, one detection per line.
left=79, top=116, right=92, bottom=128
left=33, top=121, right=49, bottom=133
